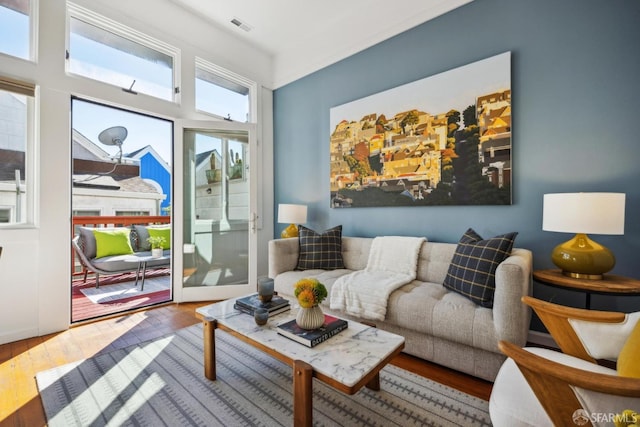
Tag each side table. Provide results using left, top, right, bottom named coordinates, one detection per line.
left=533, top=269, right=640, bottom=309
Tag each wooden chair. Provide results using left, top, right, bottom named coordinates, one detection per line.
left=490, top=296, right=640, bottom=427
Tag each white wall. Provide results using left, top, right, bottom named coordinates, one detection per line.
left=0, top=0, right=275, bottom=344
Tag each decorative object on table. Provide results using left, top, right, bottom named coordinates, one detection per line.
left=234, top=293, right=290, bottom=317
left=329, top=52, right=512, bottom=208
left=253, top=308, right=269, bottom=326
left=278, top=203, right=307, bottom=238
left=293, top=278, right=328, bottom=330
left=277, top=314, right=348, bottom=347
left=257, top=277, right=274, bottom=303
left=543, top=192, right=625, bottom=280
left=147, top=235, right=167, bottom=258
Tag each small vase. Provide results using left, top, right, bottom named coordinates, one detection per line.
left=151, top=248, right=163, bottom=258
left=296, top=305, right=325, bottom=330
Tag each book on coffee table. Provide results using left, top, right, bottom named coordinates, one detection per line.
left=276, top=314, right=348, bottom=347
left=234, top=293, right=290, bottom=316
left=233, top=303, right=291, bottom=317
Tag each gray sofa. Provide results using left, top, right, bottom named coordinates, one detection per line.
left=73, top=225, right=170, bottom=288
left=268, top=236, right=533, bottom=381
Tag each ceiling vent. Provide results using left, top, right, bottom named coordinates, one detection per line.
left=230, top=17, right=252, bottom=32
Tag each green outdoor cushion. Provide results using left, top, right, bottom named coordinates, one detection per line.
left=147, top=227, right=171, bottom=250
left=295, top=225, right=345, bottom=271
left=92, top=228, right=134, bottom=258
left=442, top=228, right=517, bottom=308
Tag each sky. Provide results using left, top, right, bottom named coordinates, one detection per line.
left=72, top=100, right=173, bottom=165
left=330, top=52, right=511, bottom=131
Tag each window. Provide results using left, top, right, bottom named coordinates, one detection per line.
left=115, top=210, right=150, bottom=216
left=196, top=58, right=255, bottom=122
left=67, top=3, right=179, bottom=102
left=0, top=76, right=36, bottom=226
left=0, top=207, right=11, bottom=223
left=72, top=209, right=100, bottom=216
left=0, top=0, right=34, bottom=60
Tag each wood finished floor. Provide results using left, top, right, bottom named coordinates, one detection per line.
left=0, top=302, right=493, bottom=426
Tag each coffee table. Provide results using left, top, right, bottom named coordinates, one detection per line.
left=124, top=255, right=170, bottom=290
left=196, top=299, right=405, bottom=427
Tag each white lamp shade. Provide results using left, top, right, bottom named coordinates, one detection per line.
left=543, top=193, right=625, bottom=235
left=277, top=204, right=307, bottom=224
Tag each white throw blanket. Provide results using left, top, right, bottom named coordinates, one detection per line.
left=330, top=236, right=425, bottom=321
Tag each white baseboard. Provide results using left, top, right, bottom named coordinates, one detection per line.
left=527, top=330, right=558, bottom=349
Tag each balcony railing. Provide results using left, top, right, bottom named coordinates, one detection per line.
left=71, top=215, right=171, bottom=277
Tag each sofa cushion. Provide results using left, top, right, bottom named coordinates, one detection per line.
left=132, top=224, right=171, bottom=251
left=443, top=228, right=517, bottom=308
left=148, top=227, right=171, bottom=249
left=92, top=251, right=170, bottom=272
left=92, top=228, right=134, bottom=258
left=295, top=225, right=345, bottom=270
left=78, top=227, right=98, bottom=259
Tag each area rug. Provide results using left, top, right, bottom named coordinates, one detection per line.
left=79, top=277, right=170, bottom=304
left=36, top=324, right=492, bottom=427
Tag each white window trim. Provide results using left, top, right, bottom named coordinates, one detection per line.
left=66, top=2, right=181, bottom=103
left=195, top=57, right=257, bottom=123
left=28, top=0, right=39, bottom=62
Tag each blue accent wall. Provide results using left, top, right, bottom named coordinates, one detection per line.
left=273, top=0, right=640, bottom=315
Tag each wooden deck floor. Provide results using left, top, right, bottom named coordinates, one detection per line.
left=71, top=269, right=172, bottom=322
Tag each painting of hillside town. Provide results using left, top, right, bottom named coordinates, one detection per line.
left=329, top=52, right=511, bottom=208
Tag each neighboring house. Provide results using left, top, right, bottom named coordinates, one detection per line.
left=0, top=92, right=27, bottom=222
left=126, top=145, right=172, bottom=215
left=72, top=130, right=166, bottom=216
left=1, top=91, right=166, bottom=220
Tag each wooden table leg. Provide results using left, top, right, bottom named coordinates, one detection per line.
left=293, top=360, right=313, bottom=427
left=203, top=319, right=217, bottom=380
left=366, top=372, right=380, bottom=391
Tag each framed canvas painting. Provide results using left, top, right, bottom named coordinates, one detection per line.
left=329, top=52, right=511, bottom=208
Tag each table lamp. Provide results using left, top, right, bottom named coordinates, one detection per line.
left=278, top=204, right=307, bottom=238
left=542, top=192, right=625, bottom=279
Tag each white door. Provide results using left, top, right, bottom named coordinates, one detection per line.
left=173, top=120, right=257, bottom=301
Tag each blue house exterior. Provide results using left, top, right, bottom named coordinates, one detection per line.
left=127, top=146, right=171, bottom=215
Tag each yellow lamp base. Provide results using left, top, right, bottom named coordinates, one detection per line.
left=551, top=233, right=616, bottom=280
left=280, top=223, right=299, bottom=239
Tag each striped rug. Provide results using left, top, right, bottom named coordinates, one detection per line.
left=36, top=324, right=491, bottom=426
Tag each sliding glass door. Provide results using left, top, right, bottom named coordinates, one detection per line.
left=174, top=120, right=257, bottom=301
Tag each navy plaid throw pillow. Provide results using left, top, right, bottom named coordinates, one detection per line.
left=443, top=228, right=517, bottom=308
left=295, top=225, right=345, bottom=270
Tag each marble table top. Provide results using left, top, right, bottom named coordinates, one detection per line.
left=196, top=298, right=405, bottom=388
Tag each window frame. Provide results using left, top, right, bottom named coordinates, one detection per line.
left=195, top=57, right=257, bottom=123
left=0, top=76, right=37, bottom=228
left=0, top=0, right=38, bottom=61
left=66, top=2, right=181, bottom=103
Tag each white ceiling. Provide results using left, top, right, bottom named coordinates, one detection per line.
left=169, top=0, right=473, bottom=88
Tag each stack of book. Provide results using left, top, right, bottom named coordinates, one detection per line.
left=276, top=314, right=348, bottom=347
left=234, top=293, right=290, bottom=317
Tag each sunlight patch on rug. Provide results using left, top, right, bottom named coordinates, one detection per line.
left=79, top=277, right=170, bottom=304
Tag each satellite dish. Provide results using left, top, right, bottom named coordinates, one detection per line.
left=98, top=126, right=127, bottom=163
left=98, top=126, right=128, bottom=147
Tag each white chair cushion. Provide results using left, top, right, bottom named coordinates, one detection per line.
left=569, top=311, right=640, bottom=360
left=489, top=347, right=617, bottom=427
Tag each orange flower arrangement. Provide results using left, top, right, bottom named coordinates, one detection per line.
left=293, top=278, right=328, bottom=308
